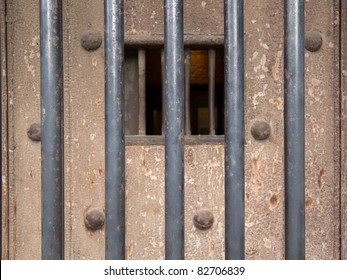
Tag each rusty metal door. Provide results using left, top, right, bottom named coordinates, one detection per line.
left=1, top=0, right=346, bottom=259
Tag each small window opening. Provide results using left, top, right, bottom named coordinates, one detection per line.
left=125, top=48, right=224, bottom=136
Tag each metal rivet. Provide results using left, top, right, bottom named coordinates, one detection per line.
left=27, top=123, right=41, bottom=141
left=251, top=120, right=271, bottom=140
left=81, top=28, right=102, bottom=51
left=193, top=209, right=214, bottom=230
left=305, top=31, right=323, bottom=52
left=84, top=208, right=105, bottom=230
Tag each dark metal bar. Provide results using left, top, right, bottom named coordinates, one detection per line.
left=184, top=49, right=191, bottom=135
left=0, top=9, right=2, bottom=258
left=164, top=0, right=184, bottom=260
left=224, top=0, right=245, bottom=260
left=284, top=0, right=305, bottom=260
left=138, top=49, right=146, bottom=135
left=125, top=35, right=224, bottom=49
left=104, top=0, right=125, bottom=260
left=40, top=0, right=63, bottom=260
left=208, top=49, right=216, bottom=135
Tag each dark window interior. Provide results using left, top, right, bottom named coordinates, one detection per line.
left=125, top=49, right=225, bottom=135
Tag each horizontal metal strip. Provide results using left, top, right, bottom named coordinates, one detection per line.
left=125, top=35, right=224, bottom=48
left=125, top=135, right=225, bottom=146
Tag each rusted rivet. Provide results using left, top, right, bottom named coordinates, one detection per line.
left=251, top=120, right=271, bottom=140
left=305, top=31, right=323, bottom=52
left=84, top=208, right=105, bottom=230
left=27, top=123, right=41, bottom=141
left=81, top=28, right=102, bottom=51
left=193, top=209, right=214, bottom=230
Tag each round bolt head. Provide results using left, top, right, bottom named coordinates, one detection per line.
left=84, top=208, right=105, bottom=230
left=251, top=120, right=271, bottom=141
left=305, top=31, right=323, bottom=52
left=193, top=209, right=214, bottom=230
left=27, top=123, right=41, bottom=141
left=81, top=28, right=102, bottom=51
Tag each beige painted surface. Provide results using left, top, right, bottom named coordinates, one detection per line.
left=63, top=0, right=106, bottom=260
left=6, top=0, right=41, bottom=259
left=125, top=0, right=223, bottom=35
left=244, top=0, right=285, bottom=259
left=1, top=0, right=9, bottom=259
left=303, top=0, right=340, bottom=259
left=4, top=0, right=342, bottom=259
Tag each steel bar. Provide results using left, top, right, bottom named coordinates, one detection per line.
left=208, top=49, right=216, bottom=135
left=0, top=12, right=2, bottom=257
left=125, top=35, right=224, bottom=49
left=138, top=49, right=146, bottom=135
left=185, top=49, right=191, bottom=135
left=284, top=0, right=305, bottom=260
left=104, top=0, right=125, bottom=260
left=164, top=0, right=184, bottom=260
left=224, top=0, right=245, bottom=260
left=40, top=0, right=63, bottom=260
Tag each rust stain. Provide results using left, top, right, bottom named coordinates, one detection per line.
left=269, top=97, right=284, bottom=111
left=125, top=244, right=133, bottom=260
left=271, top=51, right=282, bottom=81
left=306, top=197, right=314, bottom=207
left=269, top=194, right=278, bottom=208
left=250, top=151, right=265, bottom=189
left=28, top=167, right=33, bottom=179
left=98, top=167, right=104, bottom=176
left=90, top=178, right=95, bottom=187
left=186, top=148, right=195, bottom=167
left=140, top=157, right=149, bottom=173
left=318, top=167, right=325, bottom=189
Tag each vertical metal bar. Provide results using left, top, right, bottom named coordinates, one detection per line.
left=164, top=0, right=184, bottom=260
left=104, top=0, right=125, bottom=260
left=284, top=0, right=305, bottom=260
left=40, top=0, right=63, bottom=260
left=138, top=49, right=146, bottom=135
left=209, top=49, right=216, bottom=135
left=224, top=0, right=245, bottom=260
left=0, top=10, right=2, bottom=258
left=185, top=49, right=191, bottom=135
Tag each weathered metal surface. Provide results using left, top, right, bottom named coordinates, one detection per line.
left=3, top=0, right=342, bottom=260
left=243, top=0, right=285, bottom=260
left=40, top=0, right=64, bottom=260
left=341, top=0, right=347, bottom=260
left=284, top=0, right=305, bottom=260
left=125, top=145, right=165, bottom=259
left=63, top=0, right=105, bottom=260
left=164, top=0, right=185, bottom=260
left=104, top=0, right=126, bottom=260
left=125, top=0, right=223, bottom=35
left=244, top=0, right=340, bottom=259
left=184, top=145, right=225, bottom=259
left=1, top=0, right=9, bottom=259
left=125, top=35, right=224, bottom=48
left=6, top=0, right=42, bottom=259
left=224, top=0, right=245, bottom=260
left=125, top=144, right=225, bottom=260
left=303, top=0, right=340, bottom=259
